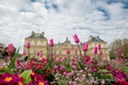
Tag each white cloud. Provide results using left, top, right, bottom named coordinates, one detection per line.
left=0, top=0, right=128, bottom=53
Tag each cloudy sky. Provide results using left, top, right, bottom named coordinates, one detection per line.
left=0, top=0, right=128, bottom=52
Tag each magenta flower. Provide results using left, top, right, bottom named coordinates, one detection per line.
left=84, top=56, right=91, bottom=65
left=22, top=50, right=26, bottom=56
left=26, top=42, right=30, bottom=49
left=0, top=73, right=25, bottom=85
left=94, top=47, right=98, bottom=54
left=98, top=44, right=101, bottom=50
left=75, top=48, right=78, bottom=53
left=82, top=42, right=88, bottom=52
left=7, top=43, right=14, bottom=54
left=118, top=48, right=122, bottom=54
left=99, top=51, right=103, bottom=56
left=29, top=72, right=48, bottom=85
left=66, top=49, right=70, bottom=55
left=40, top=54, right=42, bottom=57
left=121, top=52, right=124, bottom=57
left=73, top=34, right=80, bottom=43
left=49, top=39, right=54, bottom=47
left=37, top=52, right=40, bottom=56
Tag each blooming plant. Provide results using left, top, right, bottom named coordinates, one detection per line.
left=0, top=34, right=128, bottom=85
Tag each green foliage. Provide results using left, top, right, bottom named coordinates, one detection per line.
left=0, top=67, right=13, bottom=74
left=102, top=69, right=108, bottom=73
left=48, top=57, right=55, bottom=69
left=21, top=70, right=32, bottom=84
left=8, top=48, right=20, bottom=69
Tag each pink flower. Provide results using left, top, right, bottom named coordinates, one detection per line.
left=98, top=44, right=101, bottom=50
left=121, top=52, right=124, bottom=57
left=66, top=49, right=70, bottom=54
left=84, top=56, right=91, bottom=65
left=82, top=42, right=88, bottom=52
left=7, top=43, right=14, bottom=54
left=99, top=51, right=103, bottom=56
left=22, top=50, right=26, bottom=56
left=73, top=34, right=80, bottom=43
left=94, top=47, right=97, bottom=54
left=75, top=48, right=78, bottom=53
left=40, top=54, right=42, bottom=57
left=102, top=57, right=106, bottom=61
left=118, top=48, right=122, bottom=54
left=55, top=57, right=59, bottom=63
left=37, top=52, right=40, bottom=56
left=49, top=39, right=54, bottom=47
left=26, top=42, right=30, bottom=49
left=101, top=80, right=105, bottom=85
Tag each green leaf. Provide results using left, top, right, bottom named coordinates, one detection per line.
left=102, top=69, right=108, bottom=73
left=8, top=48, right=20, bottom=69
left=107, top=74, right=114, bottom=79
left=0, top=67, right=13, bottom=74
left=21, top=70, right=32, bottom=84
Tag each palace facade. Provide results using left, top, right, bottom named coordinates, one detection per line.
left=24, top=31, right=110, bottom=60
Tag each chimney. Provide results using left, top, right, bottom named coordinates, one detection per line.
left=89, top=35, right=92, bottom=41
left=42, top=32, right=44, bottom=36
left=32, top=31, right=35, bottom=35
left=97, top=36, right=100, bottom=39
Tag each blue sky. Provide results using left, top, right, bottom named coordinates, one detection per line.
left=0, top=0, right=128, bottom=52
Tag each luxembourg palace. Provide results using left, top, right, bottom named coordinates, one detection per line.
left=24, top=31, right=110, bottom=60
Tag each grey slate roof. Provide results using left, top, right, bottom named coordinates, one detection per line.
left=88, top=35, right=105, bottom=42
left=26, top=31, right=46, bottom=39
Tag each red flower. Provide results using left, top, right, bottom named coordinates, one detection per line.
left=84, top=56, right=91, bottom=65
left=0, top=73, right=25, bottom=85
left=22, top=50, right=26, bottom=56
left=7, top=43, right=14, bottom=54
left=82, top=42, right=88, bottom=52
left=98, top=44, right=101, bottom=50
left=118, top=48, right=122, bottom=54
left=66, top=49, right=70, bottom=55
left=37, top=52, right=40, bottom=56
left=99, top=51, right=103, bottom=56
left=119, top=81, right=128, bottom=85
left=49, top=39, right=54, bottom=47
left=94, top=47, right=98, bottom=54
left=73, top=34, right=80, bottom=43
left=26, top=42, right=30, bottom=49
left=29, top=72, right=48, bottom=85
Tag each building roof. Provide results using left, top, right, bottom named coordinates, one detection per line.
left=0, top=43, right=5, bottom=47
left=64, top=37, right=71, bottom=43
left=26, top=31, right=46, bottom=39
left=88, top=35, right=105, bottom=42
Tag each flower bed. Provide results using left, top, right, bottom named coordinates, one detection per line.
left=0, top=34, right=128, bottom=85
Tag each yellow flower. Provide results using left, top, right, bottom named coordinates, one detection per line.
left=4, top=77, right=12, bottom=82
left=31, top=71, right=35, bottom=75
left=39, top=82, right=44, bottom=85
left=18, top=81, right=23, bottom=85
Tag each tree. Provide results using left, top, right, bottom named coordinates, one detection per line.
left=109, top=38, right=128, bottom=59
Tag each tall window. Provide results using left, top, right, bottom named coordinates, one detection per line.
left=34, top=48, right=36, bottom=54
left=31, top=41, right=35, bottom=46
left=41, top=50, right=43, bottom=54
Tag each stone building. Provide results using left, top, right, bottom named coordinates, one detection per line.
left=0, top=43, right=5, bottom=53
left=24, top=31, right=48, bottom=58
left=24, top=32, right=109, bottom=60
left=87, top=35, right=110, bottom=60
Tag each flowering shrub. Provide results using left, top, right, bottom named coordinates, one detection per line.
left=0, top=34, right=128, bottom=85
